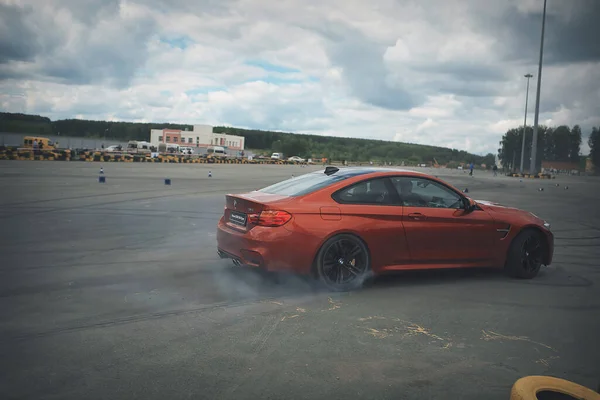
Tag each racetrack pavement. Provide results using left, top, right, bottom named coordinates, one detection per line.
left=0, top=161, right=598, bottom=400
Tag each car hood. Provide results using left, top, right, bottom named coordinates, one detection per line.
left=475, top=199, right=523, bottom=214
left=474, top=199, right=545, bottom=225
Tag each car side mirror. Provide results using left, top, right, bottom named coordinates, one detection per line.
left=463, top=197, right=476, bottom=212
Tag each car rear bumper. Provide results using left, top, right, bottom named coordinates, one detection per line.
left=216, top=218, right=313, bottom=273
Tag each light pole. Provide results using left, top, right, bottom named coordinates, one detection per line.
left=530, top=0, right=547, bottom=175
left=519, top=73, right=533, bottom=173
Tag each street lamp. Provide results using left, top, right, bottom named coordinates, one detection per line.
left=530, top=0, right=547, bottom=175
left=519, top=73, right=533, bottom=173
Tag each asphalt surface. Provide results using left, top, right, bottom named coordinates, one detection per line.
left=1, top=161, right=599, bottom=400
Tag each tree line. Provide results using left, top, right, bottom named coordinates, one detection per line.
left=1, top=112, right=496, bottom=166
left=497, top=124, right=597, bottom=172
left=589, top=127, right=600, bottom=172
left=212, top=127, right=498, bottom=167
left=0, top=112, right=192, bottom=141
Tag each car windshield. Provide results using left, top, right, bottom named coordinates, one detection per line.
left=258, top=170, right=367, bottom=196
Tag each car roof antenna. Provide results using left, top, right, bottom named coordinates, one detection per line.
left=324, top=166, right=339, bottom=176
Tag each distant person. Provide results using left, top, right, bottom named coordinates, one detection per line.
left=493, top=164, right=498, bottom=177
left=32, top=139, right=38, bottom=154
left=469, top=162, right=474, bottom=176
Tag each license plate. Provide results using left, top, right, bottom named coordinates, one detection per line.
left=229, top=211, right=247, bottom=226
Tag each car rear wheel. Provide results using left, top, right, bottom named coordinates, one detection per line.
left=506, top=229, right=544, bottom=279
left=315, top=234, right=370, bottom=291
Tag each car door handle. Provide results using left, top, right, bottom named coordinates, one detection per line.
left=407, top=212, right=426, bottom=220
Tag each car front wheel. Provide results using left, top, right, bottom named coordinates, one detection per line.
left=315, top=234, right=371, bottom=291
left=505, top=229, right=545, bottom=279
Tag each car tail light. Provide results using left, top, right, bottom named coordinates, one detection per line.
left=248, top=210, right=292, bottom=227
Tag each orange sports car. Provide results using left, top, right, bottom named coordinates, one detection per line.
left=217, top=167, right=554, bottom=291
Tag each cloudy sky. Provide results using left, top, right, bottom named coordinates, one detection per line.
left=1, top=0, right=599, bottom=155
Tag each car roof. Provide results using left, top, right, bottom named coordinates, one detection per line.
left=323, top=166, right=430, bottom=177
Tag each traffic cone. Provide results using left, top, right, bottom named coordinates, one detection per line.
left=164, top=178, right=171, bottom=185
left=98, top=176, right=106, bottom=183
left=208, top=170, right=212, bottom=177
left=463, top=188, right=469, bottom=193
left=100, top=167, right=104, bottom=174
left=564, top=186, right=568, bottom=190
left=538, top=188, right=544, bottom=191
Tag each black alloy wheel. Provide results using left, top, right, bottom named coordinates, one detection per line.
left=316, top=234, right=370, bottom=291
left=506, top=229, right=544, bottom=279
left=521, top=235, right=543, bottom=273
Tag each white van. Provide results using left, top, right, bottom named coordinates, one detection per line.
left=271, top=152, right=282, bottom=160
left=126, top=140, right=152, bottom=154
left=159, top=143, right=180, bottom=154
left=207, top=146, right=226, bottom=158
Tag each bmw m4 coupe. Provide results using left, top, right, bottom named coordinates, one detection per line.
left=217, top=167, right=554, bottom=291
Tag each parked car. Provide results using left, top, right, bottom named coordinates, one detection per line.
left=217, top=167, right=554, bottom=291
left=288, top=156, right=305, bottom=162
left=271, top=152, right=282, bottom=160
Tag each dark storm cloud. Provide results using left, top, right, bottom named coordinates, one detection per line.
left=314, top=0, right=599, bottom=112
left=41, top=20, right=158, bottom=88
left=0, top=3, right=62, bottom=64
left=0, top=1, right=158, bottom=88
left=408, top=63, right=510, bottom=97
left=414, top=63, right=508, bottom=83
left=314, top=22, right=419, bottom=110
left=0, top=4, right=36, bottom=63
left=54, top=0, right=121, bottom=24
left=138, top=0, right=238, bottom=15
left=479, top=0, right=600, bottom=65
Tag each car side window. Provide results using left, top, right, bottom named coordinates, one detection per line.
left=333, top=178, right=395, bottom=205
left=391, top=177, right=463, bottom=209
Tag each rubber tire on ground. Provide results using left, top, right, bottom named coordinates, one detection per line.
left=315, top=234, right=371, bottom=292
left=510, top=376, right=600, bottom=400
left=505, top=229, right=544, bottom=279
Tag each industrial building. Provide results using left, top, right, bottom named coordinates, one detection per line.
left=149, top=124, right=245, bottom=150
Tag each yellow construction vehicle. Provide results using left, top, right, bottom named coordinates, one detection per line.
left=23, top=136, right=57, bottom=150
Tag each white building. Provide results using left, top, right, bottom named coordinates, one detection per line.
left=149, top=124, right=245, bottom=150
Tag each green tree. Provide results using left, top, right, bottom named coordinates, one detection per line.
left=551, top=125, right=571, bottom=162
left=1, top=111, right=520, bottom=167
left=482, top=153, right=496, bottom=169
left=498, top=128, right=522, bottom=171
left=569, top=125, right=582, bottom=162
left=589, top=127, right=600, bottom=172
left=407, top=154, right=421, bottom=164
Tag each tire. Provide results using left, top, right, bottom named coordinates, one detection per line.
left=505, top=229, right=545, bottom=279
left=315, top=234, right=371, bottom=292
